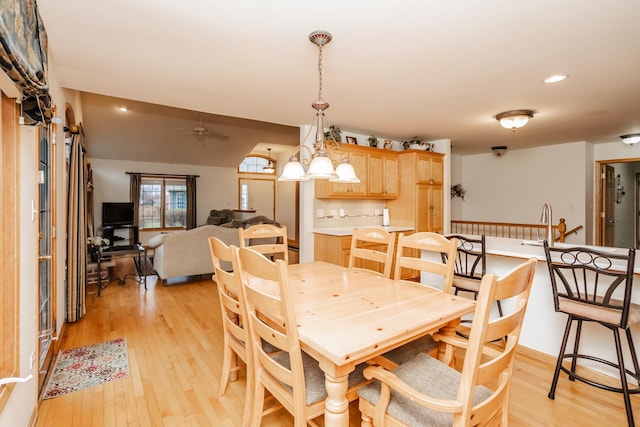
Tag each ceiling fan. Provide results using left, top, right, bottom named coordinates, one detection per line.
left=176, top=115, right=229, bottom=141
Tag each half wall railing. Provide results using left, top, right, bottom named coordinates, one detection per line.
left=450, top=218, right=583, bottom=243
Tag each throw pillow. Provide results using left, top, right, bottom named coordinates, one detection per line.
left=206, top=209, right=234, bottom=226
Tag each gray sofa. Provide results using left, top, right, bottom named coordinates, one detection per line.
left=147, top=209, right=280, bottom=284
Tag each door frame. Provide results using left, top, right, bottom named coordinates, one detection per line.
left=595, top=157, right=640, bottom=247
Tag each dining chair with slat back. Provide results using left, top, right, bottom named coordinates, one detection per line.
left=208, top=237, right=253, bottom=426
left=235, top=246, right=370, bottom=427
left=238, top=224, right=289, bottom=264
left=348, top=227, right=396, bottom=278
left=379, top=232, right=459, bottom=367
left=544, top=241, right=640, bottom=427
left=358, top=258, right=537, bottom=427
left=393, top=232, right=458, bottom=292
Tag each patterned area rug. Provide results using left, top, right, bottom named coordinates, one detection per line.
left=41, top=338, right=130, bottom=399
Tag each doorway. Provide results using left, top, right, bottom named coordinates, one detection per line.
left=37, top=120, right=57, bottom=394
left=595, top=159, right=640, bottom=248
left=239, top=178, right=275, bottom=220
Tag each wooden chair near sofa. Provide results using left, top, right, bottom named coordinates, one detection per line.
left=348, top=227, right=396, bottom=279
left=208, top=237, right=282, bottom=427
left=358, top=258, right=536, bottom=427
left=238, top=224, right=289, bottom=264
left=208, top=237, right=254, bottom=427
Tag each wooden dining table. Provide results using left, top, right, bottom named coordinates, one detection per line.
left=282, top=261, right=476, bottom=427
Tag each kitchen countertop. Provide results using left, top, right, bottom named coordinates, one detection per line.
left=479, top=235, right=638, bottom=274
left=312, top=225, right=415, bottom=237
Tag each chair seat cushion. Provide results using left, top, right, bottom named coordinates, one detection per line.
left=452, top=275, right=481, bottom=293
left=380, top=334, right=439, bottom=365
left=272, top=351, right=368, bottom=405
left=358, top=352, right=492, bottom=427
left=559, top=296, right=640, bottom=327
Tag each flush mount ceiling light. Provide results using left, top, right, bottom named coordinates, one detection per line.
left=621, top=134, right=640, bottom=145
left=278, top=31, right=360, bottom=183
left=263, top=148, right=275, bottom=173
left=495, top=109, right=535, bottom=131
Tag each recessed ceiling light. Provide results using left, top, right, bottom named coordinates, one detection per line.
left=544, top=74, right=568, bottom=84
left=119, top=107, right=128, bottom=112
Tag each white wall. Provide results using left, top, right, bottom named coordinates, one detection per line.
left=455, top=142, right=588, bottom=244
left=89, top=158, right=239, bottom=245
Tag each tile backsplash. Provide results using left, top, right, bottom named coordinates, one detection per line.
left=313, top=199, right=387, bottom=228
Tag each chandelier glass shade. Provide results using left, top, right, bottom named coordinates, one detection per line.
left=278, top=30, right=359, bottom=183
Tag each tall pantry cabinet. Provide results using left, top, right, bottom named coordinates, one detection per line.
left=387, top=150, right=444, bottom=233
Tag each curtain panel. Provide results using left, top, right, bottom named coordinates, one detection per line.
left=186, top=175, right=197, bottom=229
left=0, top=0, right=52, bottom=124
left=66, top=133, right=87, bottom=322
left=129, top=173, right=141, bottom=225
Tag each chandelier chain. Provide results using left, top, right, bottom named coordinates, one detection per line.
left=317, top=45, right=323, bottom=100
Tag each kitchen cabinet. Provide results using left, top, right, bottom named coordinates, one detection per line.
left=388, top=150, right=444, bottom=233
left=416, top=153, right=443, bottom=185
left=314, top=146, right=367, bottom=198
left=314, top=144, right=398, bottom=199
left=367, top=151, right=399, bottom=199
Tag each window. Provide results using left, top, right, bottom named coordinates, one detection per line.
left=239, top=154, right=276, bottom=174
left=138, top=176, right=187, bottom=229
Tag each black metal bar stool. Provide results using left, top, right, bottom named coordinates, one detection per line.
left=544, top=241, right=640, bottom=426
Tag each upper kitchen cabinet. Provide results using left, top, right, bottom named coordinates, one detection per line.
left=416, top=152, right=443, bottom=185
left=388, top=150, right=445, bottom=233
left=315, top=144, right=397, bottom=199
left=367, top=151, right=399, bottom=199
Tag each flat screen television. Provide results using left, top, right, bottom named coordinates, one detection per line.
left=102, top=202, right=135, bottom=226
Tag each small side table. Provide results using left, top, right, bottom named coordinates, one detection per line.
left=97, top=244, right=148, bottom=296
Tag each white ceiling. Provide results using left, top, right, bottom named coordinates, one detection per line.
left=37, top=1, right=640, bottom=166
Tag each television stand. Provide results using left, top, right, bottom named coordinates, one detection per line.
left=97, top=243, right=148, bottom=296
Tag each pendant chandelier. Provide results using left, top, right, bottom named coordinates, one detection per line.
left=263, top=148, right=275, bottom=173
left=278, top=31, right=359, bottom=183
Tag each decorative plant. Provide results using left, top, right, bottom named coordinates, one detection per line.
left=409, top=136, right=422, bottom=146
left=422, top=142, right=435, bottom=152
left=87, top=236, right=110, bottom=262
left=368, top=135, right=379, bottom=148
left=324, top=125, right=342, bottom=142
left=451, top=184, right=466, bottom=200
left=88, top=236, right=110, bottom=247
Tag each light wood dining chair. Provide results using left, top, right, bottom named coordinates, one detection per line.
left=393, top=232, right=458, bottom=292
left=208, top=237, right=253, bottom=426
left=348, top=227, right=396, bottom=278
left=358, top=258, right=536, bottom=427
left=235, top=246, right=369, bottom=427
left=379, top=232, right=459, bottom=366
left=238, top=224, right=289, bottom=264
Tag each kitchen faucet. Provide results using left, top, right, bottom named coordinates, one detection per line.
left=540, top=202, right=553, bottom=247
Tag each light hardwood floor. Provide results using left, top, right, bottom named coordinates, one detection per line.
left=36, top=273, right=636, bottom=426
